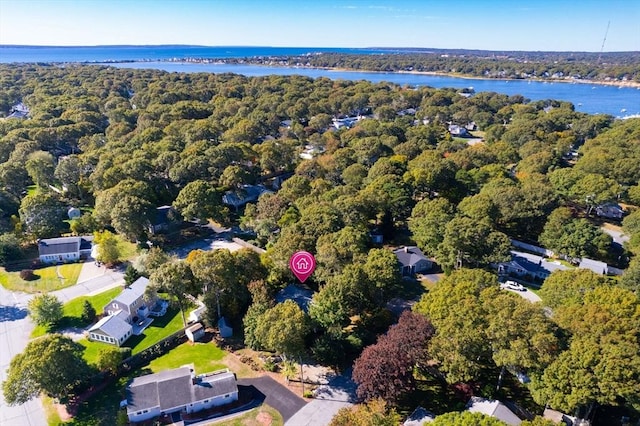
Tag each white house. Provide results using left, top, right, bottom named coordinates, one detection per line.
left=104, top=277, right=166, bottom=323
left=88, top=311, right=133, bottom=347
left=38, top=236, right=93, bottom=264
left=125, top=366, right=238, bottom=423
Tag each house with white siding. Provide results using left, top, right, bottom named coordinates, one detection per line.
left=88, top=310, right=133, bottom=346
left=38, top=236, right=93, bottom=264
left=125, top=366, right=238, bottom=423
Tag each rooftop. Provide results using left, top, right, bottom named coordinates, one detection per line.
left=89, top=313, right=132, bottom=338
left=113, top=277, right=150, bottom=307
left=127, top=366, right=237, bottom=415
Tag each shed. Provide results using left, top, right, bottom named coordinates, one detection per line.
left=218, top=317, right=233, bottom=338
left=186, top=323, right=205, bottom=342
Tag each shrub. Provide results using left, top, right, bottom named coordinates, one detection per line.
left=20, top=269, right=36, bottom=281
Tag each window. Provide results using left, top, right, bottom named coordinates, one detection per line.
left=224, top=394, right=229, bottom=398
left=204, top=399, right=209, bottom=403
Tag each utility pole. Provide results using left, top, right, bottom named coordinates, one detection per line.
left=598, top=21, right=610, bottom=63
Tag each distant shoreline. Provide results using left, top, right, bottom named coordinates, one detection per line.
left=162, top=59, right=640, bottom=89
left=278, top=64, right=640, bottom=89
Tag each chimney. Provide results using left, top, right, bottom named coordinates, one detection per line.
left=404, top=247, right=409, bottom=253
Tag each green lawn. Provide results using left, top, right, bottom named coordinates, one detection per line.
left=0, top=262, right=84, bottom=293
left=31, top=286, right=123, bottom=338
left=73, top=305, right=186, bottom=364
left=116, top=235, right=138, bottom=261
left=214, top=405, right=283, bottom=426
left=124, top=306, right=186, bottom=354
left=54, top=341, right=231, bottom=425
left=148, top=341, right=226, bottom=374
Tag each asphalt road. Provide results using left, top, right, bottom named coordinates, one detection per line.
left=0, top=264, right=123, bottom=426
left=238, top=376, right=306, bottom=421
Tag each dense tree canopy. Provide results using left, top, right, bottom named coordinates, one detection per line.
left=2, top=334, right=93, bottom=405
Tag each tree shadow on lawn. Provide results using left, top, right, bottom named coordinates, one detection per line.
left=65, top=367, right=153, bottom=424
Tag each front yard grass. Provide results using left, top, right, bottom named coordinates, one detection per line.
left=214, top=405, right=283, bottom=426
left=0, top=262, right=84, bottom=293
left=31, top=286, right=123, bottom=338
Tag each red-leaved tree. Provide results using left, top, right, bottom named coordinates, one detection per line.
left=353, top=311, right=434, bottom=403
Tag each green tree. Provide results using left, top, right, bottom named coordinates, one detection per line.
left=330, top=399, right=401, bottom=426
left=80, top=299, right=96, bottom=324
left=93, top=230, right=121, bottom=265
left=437, top=216, right=511, bottom=271
left=110, top=195, right=153, bottom=241
left=25, top=150, right=55, bottom=189
left=173, top=179, right=224, bottom=223
left=431, top=411, right=507, bottom=426
left=19, top=193, right=66, bottom=238
left=0, top=233, right=21, bottom=265
left=2, top=334, right=93, bottom=405
left=253, top=300, right=309, bottom=360
left=620, top=257, right=640, bottom=294
left=409, top=197, right=455, bottom=255
left=531, top=286, right=640, bottom=416
left=414, top=269, right=497, bottom=383
left=96, top=346, right=126, bottom=375
left=539, top=207, right=612, bottom=259
left=54, top=155, right=83, bottom=197
left=135, top=246, right=171, bottom=275
left=363, top=248, right=402, bottom=306
left=150, top=261, right=196, bottom=327
left=539, top=269, right=607, bottom=310
left=27, top=294, right=63, bottom=328
left=124, top=264, right=141, bottom=285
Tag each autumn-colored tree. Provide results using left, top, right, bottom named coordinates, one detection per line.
left=353, top=311, right=434, bottom=403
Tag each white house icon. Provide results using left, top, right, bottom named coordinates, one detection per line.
left=296, top=258, right=310, bottom=271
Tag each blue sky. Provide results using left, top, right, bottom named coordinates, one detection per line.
left=0, top=0, right=638, bottom=51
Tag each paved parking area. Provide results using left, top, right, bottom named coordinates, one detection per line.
left=238, top=376, right=306, bottom=421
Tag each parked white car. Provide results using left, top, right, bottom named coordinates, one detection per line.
left=502, top=280, right=525, bottom=291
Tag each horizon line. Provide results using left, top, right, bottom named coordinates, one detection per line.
left=0, top=44, right=635, bottom=54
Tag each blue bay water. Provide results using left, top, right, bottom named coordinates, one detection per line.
left=1, top=45, right=639, bottom=117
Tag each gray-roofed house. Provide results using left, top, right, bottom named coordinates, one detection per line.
left=403, top=406, right=435, bottom=425
left=393, top=246, right=433, bottom=276
left=222, top=185, right=272, bottom=211
left=276, top=284, right=313, bottom=313
left=498, top=250, right=569, bottom=281
left=38, top=236, right=93, bottom=264
left=148, top=205, right=177, bottom=235
left=595, top=203, right=625, bottom=220
left=579, top=258, right=609, bottom=275
left=88, top=311, right=133, bottom=346
left=467, top=397, right=522, bottom=426
left=125, top=366, right=238, bottom=423
left=104, top=277, right=167, bottom=323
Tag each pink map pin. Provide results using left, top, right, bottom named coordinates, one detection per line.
left=289, top=251, right=316, bottom=283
